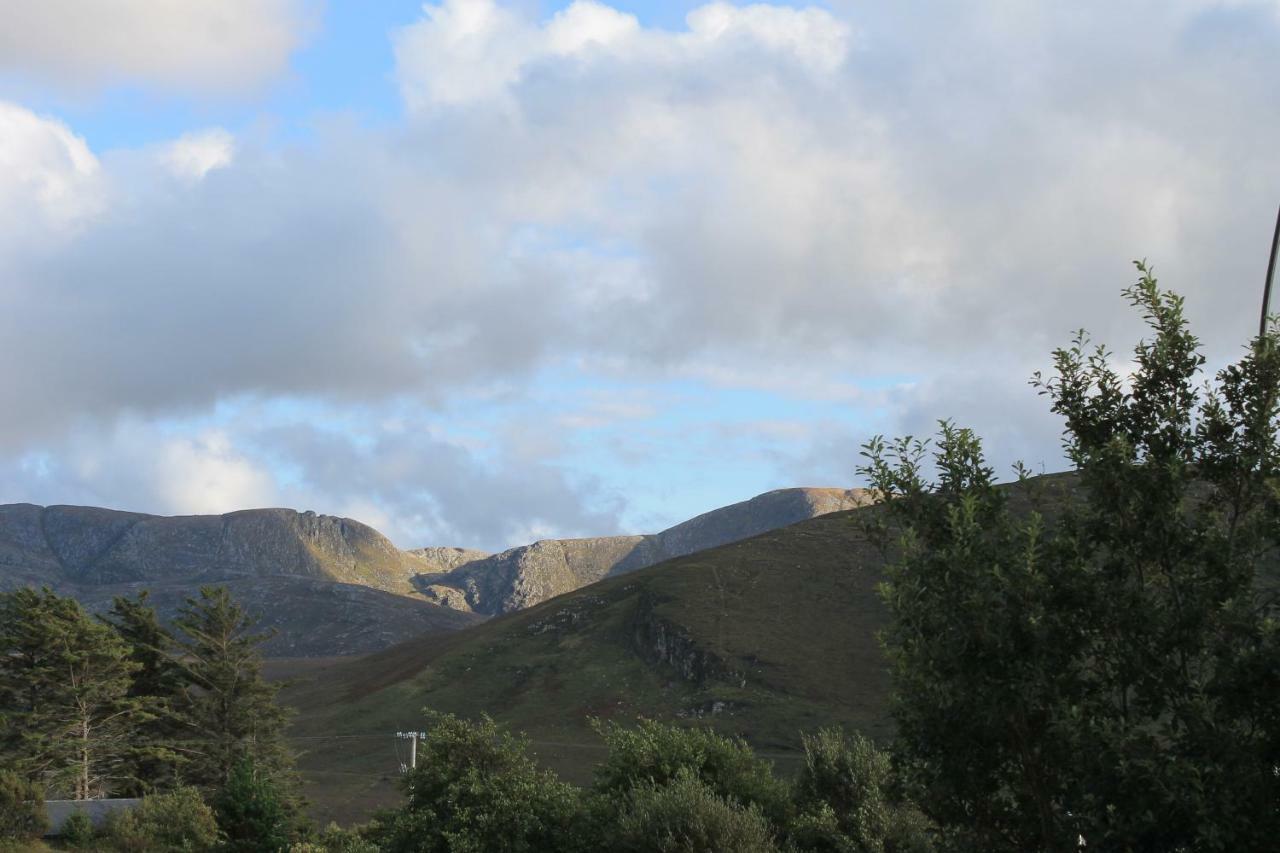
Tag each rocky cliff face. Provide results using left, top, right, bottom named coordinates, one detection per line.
left=416, top=487, right=873, bottom=616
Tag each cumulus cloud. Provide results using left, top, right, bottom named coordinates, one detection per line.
left=3, top=1, right=1280, bottom=541
left=0, top=102, right=101, bottom=244
left=0, top=0, right=314, bottom=94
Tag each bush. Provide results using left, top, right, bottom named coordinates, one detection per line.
left=216, top=759, right=291, bottom=853
left=615, top=769, right=778, bottom=853
left=106, top=787, right=218, bottom=852
left=372, top=712, right=579, bottom=853
left=289, top=823, right=378, bottom=853
left=0, top=771, right=47, bottom=841
left=60, top=810, right=94, bottom=849
left=593, top=719, right=790, bottom=825
left=790, top=729, right=932, bottom=853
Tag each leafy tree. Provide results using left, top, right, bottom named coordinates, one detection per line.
left=0, top=769, right=47, bottom=841
left=0, top=587, right=151, bottom=798
left=372, top=711, right=579, bottom=853
left=614, top=768, right=779, bottom=853
left=216, top=758, right=291, bottom=853
left=788, top=729, right=932, bottom=853
left=859, top=263, right=1280, bottom=851
left=592, top=718, right=790, bottom=826
left=101, top=591, right=185, bottom=794
left=168, top=586, right=293, bottom=790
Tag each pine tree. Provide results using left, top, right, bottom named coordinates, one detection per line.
left=0, top=587, right=153, bottom=798
left=168, top=586, right=293, bottom=790
left=101, top=591, right=185, bottom=794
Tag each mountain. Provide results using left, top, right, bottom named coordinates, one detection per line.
left=411, top=487, right=873, bottom=616
left=0, top=503, right=479, bottom=655
left=0, top=486, right=873, bottom=657
left=279, top=486, right=944, bottom=822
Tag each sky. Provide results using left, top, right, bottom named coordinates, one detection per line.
left=1, top=0, right=1278, bottom=551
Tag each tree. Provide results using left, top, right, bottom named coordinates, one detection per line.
left=215, top=758, right=290, bottom=853
left=0, top=587, right=152, bottom=799
left=371, top=711, right=579, bottom=853
left=858, top=263, right=1280, bottom=851
left=101, top=591, right=185, bottom=794
left=0, top=769, right=47, bottom=842
left=168, top=586, right=293, bottom=790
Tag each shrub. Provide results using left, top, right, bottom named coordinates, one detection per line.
left=289, top=823, right=378, bottom=853
left=60, top=810, right=94, bottom=849
left=372, top=712, right=579, bottom=853
left=615, top=768, right=778, bottom=853
left=0, top=771, right=47, bottom=841
left=216, top=759, right=291, bottom=853
left=790, top=729, right=932, bottom=853
left=106, top=787, right=218, bottom=852
left=593, top=719, right=790, bottom=824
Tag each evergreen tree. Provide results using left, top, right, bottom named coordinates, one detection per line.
left=859, top=264, right=1280, bottom=851
left=101, top=591, right=185, bottom=794
left=169, top=586, right=293, bottom=790
left=0, top=587, right=152, bottom=798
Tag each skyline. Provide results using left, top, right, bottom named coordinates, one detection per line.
left=2, top=0, right=1278, bottom=550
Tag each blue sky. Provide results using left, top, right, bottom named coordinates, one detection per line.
left=1, top=1, right=1278, bottom=549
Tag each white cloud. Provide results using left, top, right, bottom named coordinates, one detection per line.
left=159, top=129, right=235, bottom=181
left=0, top=102, right=101, bottom=242
left=3, top=1, right=1280, bottom=544
left=0, top=0, right=314, bottom=94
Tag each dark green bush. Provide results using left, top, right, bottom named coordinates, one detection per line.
left=372, top=712, right=579, bottom=853
left=593, top=718, right=790, bottom=825
left=59, top=810, right=94, bottom=849
left=106, top=787, right=218, bottom=852
left=790, top=729, right=932, bottom=853
left=216, top=759, right=291, bottom=853
left=0, top=771, right=47, bottom=841
left=615, top=768, right=778, bottom=853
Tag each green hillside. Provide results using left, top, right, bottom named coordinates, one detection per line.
left=280, top=475, right=1086, bottom=823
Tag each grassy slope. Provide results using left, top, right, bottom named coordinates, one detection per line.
left=279, top=474, right=1093, bottom=824
left=278, top=503, right=896, bottom=823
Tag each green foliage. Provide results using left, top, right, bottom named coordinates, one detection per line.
left=100, top=591, right=186, bottom=795
left=111, top=787, right=220, bottom=852
left=0, top=770, right=47, bottom=841
left=215, top=758, right=291, bottom=853
left=592, top=718, right=790, bottom=825
left=59, top=810, right=94, bottom=849
left=789, top=729, right=932, bottom=853
left=859, top=263, right=1280, bottom=851
left=0, top=587, right=151, bottom=798
left=169, top=586, right=293, bottom=791
left=371, top=712, right=579, bottom=853
left=614, top=768, right=779, bottom=853
left=287, top=822, right=378, bottom=853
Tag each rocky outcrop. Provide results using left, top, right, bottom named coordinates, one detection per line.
left=629, top=592, right=744, bottom=687
left=417, top=487, right=873, bottom=616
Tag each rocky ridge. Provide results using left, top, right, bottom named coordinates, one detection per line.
left=413, top=487, right=873, bottom=615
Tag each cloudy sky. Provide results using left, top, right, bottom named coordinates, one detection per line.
left=1, top=0, right=1277, bottom=550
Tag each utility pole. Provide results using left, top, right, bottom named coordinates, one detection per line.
left=1261, top=203, right=1280, bottom=339
left=396, top=730, right=426, bottom=774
